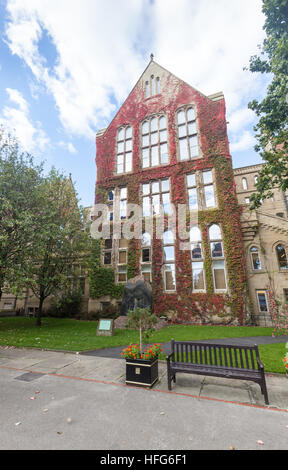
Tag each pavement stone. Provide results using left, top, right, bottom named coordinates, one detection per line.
left=0, top=346, right=287, bottom=410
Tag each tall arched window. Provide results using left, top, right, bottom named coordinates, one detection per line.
left=141, top=115, right=168, bottom=168
left=190, top=226, right=205, bottom=291
left=156, top=77, right=160, bottom=94
left=276, top=244, right=288, bottom=269
left=209, top=224, right=227, bottom=291
left=116, top=126, right=132, bottom=174
left=141, top=232, right=151, bottom=282
left=177, top=106, right=198, bottom=160
left=151, top=75, right=155, bottom=95
left=145, top=81, right=149, bottom=98
left=163, top=230, right=176, bottom=291
left=250, top=246, right=261, bottom=270
left=242, top=178, right=248, bottom=190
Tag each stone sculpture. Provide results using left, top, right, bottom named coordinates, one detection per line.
left=120, top=279, right=152, bottom=316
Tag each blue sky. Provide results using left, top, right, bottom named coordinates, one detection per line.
left=0, top=0, right=269, bottom=208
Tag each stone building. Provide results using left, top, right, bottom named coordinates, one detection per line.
left=92, top=58, right=246, bottom=325
left=233, top=163, right=288, bottom=325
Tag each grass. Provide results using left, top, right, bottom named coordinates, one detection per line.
left=0, top=317, right=287, bottom=374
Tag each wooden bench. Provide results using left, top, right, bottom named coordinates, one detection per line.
left=166, top=339, right=269, bottom=405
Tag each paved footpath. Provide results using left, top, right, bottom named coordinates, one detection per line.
left=0, top=344, right=288, bottom=450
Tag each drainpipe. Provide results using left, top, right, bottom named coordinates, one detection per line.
left=282, top=191, right=288, bottom=218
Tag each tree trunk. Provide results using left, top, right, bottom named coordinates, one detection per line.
left=0, top=274, right=4, bottom=301
left=36, top=296, right=45, bottom=327
left=139, top=319, right=142, bottom=354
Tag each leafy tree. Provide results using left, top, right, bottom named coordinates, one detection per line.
left=126, top=307, right=158, bottom=353
left=0, top=129, right=43, bottom=300
left=246, top=0, right=288, bottom=208
left=23, top=169, right=88, bottom=326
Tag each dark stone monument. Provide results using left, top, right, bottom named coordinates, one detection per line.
left=120, top=278, right=152, bottom=316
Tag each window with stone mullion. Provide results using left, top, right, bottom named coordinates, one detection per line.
left=177, top=107, right=198, bottom=160
left=142, top=115, right=168, bottom=168
left=117, top=126, right=132, bottom=174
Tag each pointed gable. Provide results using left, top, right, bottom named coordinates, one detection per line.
left=95, top=58, right=229, bottom=183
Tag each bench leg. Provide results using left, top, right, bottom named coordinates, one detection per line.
left=261, top=379, right=269, bottom=405
left=167, top=364, right=172, bottom=391
left=173, top=373, right=176, bottom=383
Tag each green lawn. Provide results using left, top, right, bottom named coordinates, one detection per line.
left=0, top=317, right=287, bottom=374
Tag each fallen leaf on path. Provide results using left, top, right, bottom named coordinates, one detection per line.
left=15, top=422, right=21, bottom=426
left=67, top=417, right=72, bottom=424
left=257, top=440, right=264, bottom=445
left=30, top=396, right=36, bottom=400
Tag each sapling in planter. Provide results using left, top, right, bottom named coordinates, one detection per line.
left=121, top=307, right=162, bottom=387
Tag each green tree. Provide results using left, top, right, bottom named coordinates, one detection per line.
left=0, top=129, right=43, bottom=300
left=126, top=307, right=157, bottom=353
left=247, top=0, right=288, bottom=208
left=23, top=169, right=88, bottom=326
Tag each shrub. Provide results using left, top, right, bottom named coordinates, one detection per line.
left=46, top=289, right=83, bottom=318
left=86, top=303, right=120, bottom=321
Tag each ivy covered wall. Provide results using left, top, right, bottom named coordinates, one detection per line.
left=93, top=61, right=247, bottom=324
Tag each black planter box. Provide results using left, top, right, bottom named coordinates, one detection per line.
left=125, top=357, right=158, bottom=388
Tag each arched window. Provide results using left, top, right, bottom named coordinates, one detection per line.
left=276, top=244, right=288, bottom=269
left=242, top=178, right=248, bottom=190
left=116, top=126, right=132, bottom=174
left=209, top=224, right=227, bottom=291
left=145, top=81, right=149, bottom=98
left=156, top=77, right=160, bottom=94
left=141, top=115, right=168, bottom=168
left=190, top=226, right=205, bottom=291
left=163, top=230, right=176, bottom=291
left=145, top=75, right=160, bottom=98
left=151, top=75, right=155, bottom=95
left=177, top=106, right=198, bottom=160
left=141, top=232, right=152, bottom=282
left=250, top=246, right=261, bottom=270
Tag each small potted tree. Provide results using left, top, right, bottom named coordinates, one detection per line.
left=121, top=307, right=162, bottom=387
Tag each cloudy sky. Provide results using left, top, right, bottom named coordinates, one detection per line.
left=0, top=0, right=269, bottom=207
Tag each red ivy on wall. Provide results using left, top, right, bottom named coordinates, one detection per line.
left=94, top=71, right=246, bottom=325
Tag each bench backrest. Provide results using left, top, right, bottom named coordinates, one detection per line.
left=171, top=339, right=260, bottom=371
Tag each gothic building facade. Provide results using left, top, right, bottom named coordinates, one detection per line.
left=93, top=58, right=247, bottom=325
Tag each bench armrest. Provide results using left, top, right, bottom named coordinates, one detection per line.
left=166, top=352, right=173, bottom=362
left=256, top=356, right=264, bottom=370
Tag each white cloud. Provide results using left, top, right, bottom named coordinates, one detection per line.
left=6, top=87, right=29, bottom=113
left=58, top=140, right=77, bottom=154
left=230, top=130, right=256, bottom=153
left=227, top=107, right=256, bottom=134
left=4, top=0, right=266, bottom=142
left=0, top=88, right=50, bottom=152
left=4, top=0, right=148, bottom=138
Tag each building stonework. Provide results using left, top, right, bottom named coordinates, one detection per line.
left=233, top=164, right=288, bottom=325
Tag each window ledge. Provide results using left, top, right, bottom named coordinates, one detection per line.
left=145, top=93, right=161, bottom=101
